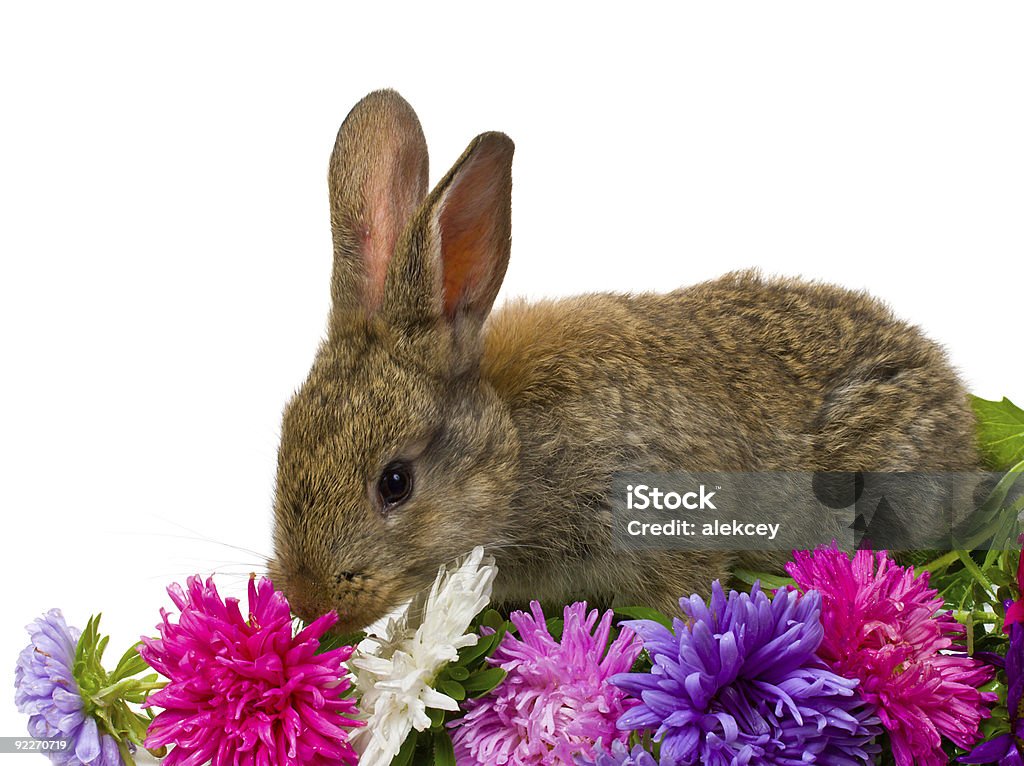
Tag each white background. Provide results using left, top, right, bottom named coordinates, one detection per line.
left=1, top=2, right=1022, bottom=752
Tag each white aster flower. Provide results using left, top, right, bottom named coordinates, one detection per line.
left=349, top=546, right=497, bottom=766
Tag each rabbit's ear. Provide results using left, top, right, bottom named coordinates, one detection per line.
left=328, top=90, right=429, bottom=315
left=383, top=132, right=513, bottom=330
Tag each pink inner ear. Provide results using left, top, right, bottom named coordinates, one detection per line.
left=362, top=144, right=427, bottom=313
left=361, top=187, right=396, bottom=313
left=438, top=140, right=511, bottom=321
left=441, top=196, right=496, bottom=318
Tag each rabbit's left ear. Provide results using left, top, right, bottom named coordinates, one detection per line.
left=383, top=132, right=513, bottom=329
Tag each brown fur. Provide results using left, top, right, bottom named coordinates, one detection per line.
left=268, top=90, right=978, bottom=631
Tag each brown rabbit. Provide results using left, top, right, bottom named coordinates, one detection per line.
left=268, top=89, right=978, bottom=631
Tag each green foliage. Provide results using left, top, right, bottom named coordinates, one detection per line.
left=73, top=615, right=166, bottom=765
left=921, top=407, right=1024, bottom=762
left=731, top=569, right=796, bottom=591
left=317, top=629, right=366, bottom=655
left=972, top=396, right=1024, bottom=469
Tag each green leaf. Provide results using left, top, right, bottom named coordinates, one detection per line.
left=433, top=730, right=457, bottom=766
left=955, top=549, right=994, bottom=594
left=411, top=733, right=435, bottom=766
left=480, top=609, right=505, bottom=632
left=317, top=630, right=366, bottom=655
left=731, top=569, right=796, bottom=591
left=545, top=618, right=563, bottom=641
left=76, top=614, right=99, bottom=668
left=463, top=667, right=507, bottom=696
left=952, top=460, right=1024, bottom=549
left=614, top=606, right=673, bottom=630
left=456, top=632, right=496, bottom=667
left=427, top=706, right=446, bottom=729
left=110, top=644, right=148, bottom=681
left=438, top=679, right=466, bottom=702
left=972, top=396, right=1024, bottom=469
left=447, top=665, right=470, bottom=681
left=96, top=634, right=110, bottom=664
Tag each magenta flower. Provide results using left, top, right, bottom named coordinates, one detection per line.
left=140, top=575, right=362, bottom=766
left=449, top=601, right=643, bottom=765
left=787, top=546, right=996, bottom=766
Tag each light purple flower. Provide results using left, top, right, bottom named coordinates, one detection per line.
left=14, top=609, right=121, bottom=766
left=450, top=601, right=644, bottom=765
left=612, top=581, right=881, bottom=765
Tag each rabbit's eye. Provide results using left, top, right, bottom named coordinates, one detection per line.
left=377, top=462, right=414, bottom=510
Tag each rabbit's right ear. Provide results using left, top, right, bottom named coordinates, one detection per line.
left=380, top=131, right=514, bottom=334
left=327, top=90, right=429, bottom=316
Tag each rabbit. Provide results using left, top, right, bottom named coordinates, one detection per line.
left=267, top=89, right=978, bottom=632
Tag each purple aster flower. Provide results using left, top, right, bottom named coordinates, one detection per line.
left=450, top=601, right=644, bottom=765
left=14, top=609, right=121, bottom=766
left=574, top=740, right=659, bottom=766
left=612, top=581, right=881, bottom=765
left=959, top=619, right=1024, bottom=764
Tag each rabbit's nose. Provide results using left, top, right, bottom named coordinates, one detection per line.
left=282, top=565, right=333, bottom=622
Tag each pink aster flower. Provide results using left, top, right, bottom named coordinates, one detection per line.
left=140, top=575, right=362, bottom=766
left=449, top=601, right=643, bottom=765
left=787, top=546, right=996, bottom=766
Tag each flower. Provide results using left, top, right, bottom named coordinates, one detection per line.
left=349, top=546, right=497, bottom=766
left=787, top=546, right=996, bottom=766
left=449, top=600, right=644, bottom=765
left=960, top=619, right=1024, bottom=764
left=574, top=740, right=659, bottom=766
left=139, top=574, right=361, bottom=766
left=612, top=581, right=881, bottom=766
left=14, top=610, right=121, bottom=766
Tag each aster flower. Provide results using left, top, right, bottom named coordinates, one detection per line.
left=140, top=574, right=361, bottom=766
left=15, top=610, right=119, bottom=766
left=960, top=619, right=1024, bottom=764
left=574, top=740, right=659, bottom=766
left=612, top=581, right=880, bottom=765
left=787, top=546, right=996, bottom=766
left=15, top=610, right=157, bottom=766
left=449, top=600, right=644, bottom=765
left=349, top=546, right=497, bottom=766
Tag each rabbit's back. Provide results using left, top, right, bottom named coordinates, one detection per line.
left=482, top=269, right=977, bottom=476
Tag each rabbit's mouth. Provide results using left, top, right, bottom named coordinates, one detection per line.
left=273, top=562, right=421, bottom=634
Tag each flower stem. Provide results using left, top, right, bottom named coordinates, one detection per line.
left=952, top=610, right=999, bottom=624
left=917, top=550, right=961, bottom=576
left=92, top=678, right=166, bottom=704
left=955, top=549, right=995, bottom=593
left=117, top=738, right=136, bottom=766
